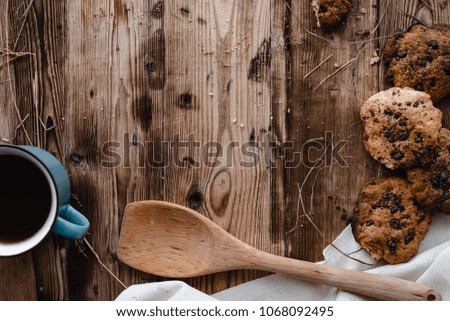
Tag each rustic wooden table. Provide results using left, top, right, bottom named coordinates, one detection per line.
left=0, top=0, right=449, bottom=301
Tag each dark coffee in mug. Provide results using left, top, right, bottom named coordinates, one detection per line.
left=0, top=154, right=52, bottom=243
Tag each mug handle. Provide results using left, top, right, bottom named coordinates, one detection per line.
left=53, top=205, right=90, bottom=240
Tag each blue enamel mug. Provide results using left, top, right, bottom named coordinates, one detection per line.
left=0, top=145, right=90, bottom=256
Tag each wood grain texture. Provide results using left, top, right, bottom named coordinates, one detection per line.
left=0, top=0, right=38, bottom=301
left=65, top=0, right=167, bottom=300
left=282, top=0, right=381, bottom=262
left=161, top=0, right=274, bottom=293
left=0, top=0, right=449, bottom=300
left=0, top=0, right=66, bottom=300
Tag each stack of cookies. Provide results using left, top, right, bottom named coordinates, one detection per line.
left=351, top=23, right=450, bottom=265
left=352, top=86, right=449, bottom=264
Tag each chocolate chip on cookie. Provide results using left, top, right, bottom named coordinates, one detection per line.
left=352, top=177, right=432, bottom=264
left=360, top=87, right=442, bottom=169
left=383, top=24, right=450, bottom=103
left=312, top=0, right=352, bottom=30
left=408, top=128, right=450, bottom=215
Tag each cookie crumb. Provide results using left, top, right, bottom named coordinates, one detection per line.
left=311, top=0, right=353, bottom=30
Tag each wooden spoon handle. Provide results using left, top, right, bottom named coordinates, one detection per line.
left=246, top=252, right=440, bottom=301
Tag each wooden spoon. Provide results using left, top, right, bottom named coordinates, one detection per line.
left=118, top=201, right=441, bottom=301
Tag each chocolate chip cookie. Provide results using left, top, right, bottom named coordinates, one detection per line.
left=352, top=177, right=432, bottom=264
left=408, top=128, right=450, bottom=215
left=383, top=24, right=450, bottom=103
left=361, top=87, right=442, bottom=169
left=312, top=0, right=352, bottom=30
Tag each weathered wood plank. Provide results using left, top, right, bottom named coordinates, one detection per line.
left=115, top=0, right=166, bottom=290
left=161, top=0, right=273, bottom=294
left=65, top=0, right=167, bottom=300
left=64, top=0, right=123, bottom=300
left=271, top=0, right=291, bottom=259
left=0, top=0, right=38, bottom=301
left=0, top=3, right=19, bottom=163
left=66, top=1, right=146, bottom=300
left=284, top=0, right=380, bottom=262
left=0, top=0, right=66, bottom=300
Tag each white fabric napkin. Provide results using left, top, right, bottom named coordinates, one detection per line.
left=116, top=214, right=450, bottom=301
